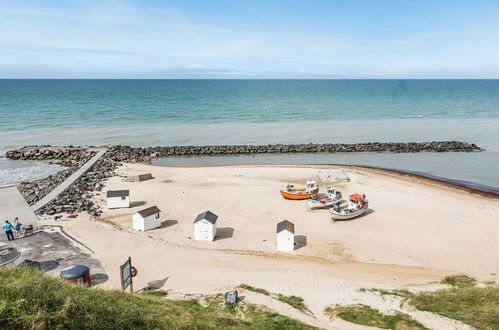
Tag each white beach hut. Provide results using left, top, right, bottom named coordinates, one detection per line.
left=276, top=220, right=295, bottom=252
left=194, top=210, right=218, bottom=241
left=133, top=206, right=161, bottom=231
left=106, top=190, right=130, bottom=209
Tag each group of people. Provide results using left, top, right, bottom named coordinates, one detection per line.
left=3, top=218, right=22, bottom=241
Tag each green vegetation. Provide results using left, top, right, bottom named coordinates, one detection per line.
left=324, top=304, right=428, bottom=329
left=358, top=288, right=412, bottom=299
left=239, top=284, right=312, bottom=315
left=441, top=274, right=477, bottom=287
left=408, top=284, right=499, bottom=330
left=0, top=267, right=316, bottom=330
left=239, top=284, right=271, bottom=296
left=276, top=294, right=311, bottom=315
left=141, top=290, right=168, bottom=297
left=358, top=275, right=498, bottom=330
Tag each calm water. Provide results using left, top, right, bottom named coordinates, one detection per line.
left=0, top=79, right=498, bottom=189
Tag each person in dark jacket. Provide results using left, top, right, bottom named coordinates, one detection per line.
left=3, top=220, right=15, bottom=241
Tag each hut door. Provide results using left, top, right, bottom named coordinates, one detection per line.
left=201, top=221, right=210, bottom=240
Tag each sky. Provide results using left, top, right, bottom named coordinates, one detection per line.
left=1, top=0, right=499, bottom=78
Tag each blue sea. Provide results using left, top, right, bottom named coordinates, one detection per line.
left=1, top=79, right=498, bottom=191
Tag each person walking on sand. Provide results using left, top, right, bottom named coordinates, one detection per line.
left=3, top=220, right=15, bottom=241
left=14, top=217, right=22, bottom=237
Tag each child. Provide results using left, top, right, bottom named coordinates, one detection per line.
left=14, top=217, right=22, bottom=237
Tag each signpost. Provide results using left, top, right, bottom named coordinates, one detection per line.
left=120, top=257, right=133, bottom=292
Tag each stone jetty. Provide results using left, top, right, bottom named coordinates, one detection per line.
left=6, top=141, right=482, bottom=162
left=5, top=141, right=482, bottom=216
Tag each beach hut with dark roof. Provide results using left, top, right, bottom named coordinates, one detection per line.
left=133, top=206, right=161, bottom=231
left=106, top=190, right=130, bottom=209
left=276, top=220, right=295, bottom=252
left=194, top=210, right=218, bottom=241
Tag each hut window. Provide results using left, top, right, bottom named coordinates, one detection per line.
left=155, top=213, right=160, bottom=219
left=121, top=196, right=126, bottom=200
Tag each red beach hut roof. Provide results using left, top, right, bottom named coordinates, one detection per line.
left=349, top=193, right=363, bottom=201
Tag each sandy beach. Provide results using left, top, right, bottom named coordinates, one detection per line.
left=95, top=163, right=499, bottom=277
left=36, top=163, right=497, bottom=328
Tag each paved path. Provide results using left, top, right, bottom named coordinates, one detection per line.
left=0, top=186, right=39, bottom=225
left=31, top=148, right=107, bottom=212
left=0, top=225, right=107, bottom=284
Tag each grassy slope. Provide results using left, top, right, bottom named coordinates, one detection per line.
left=0, top=267, right=316, bottom=330
left=357, top=276, right=499, bottom=330
left=408, top=285, right=499, bottom=330
left=324, top=304, right=428, bottom=330
left=239, top=284, right=312, bottom=315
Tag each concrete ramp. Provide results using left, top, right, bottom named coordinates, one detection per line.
left=0, top=186, right=39, bottom=225
left=31, top=149, right=107, bottom=212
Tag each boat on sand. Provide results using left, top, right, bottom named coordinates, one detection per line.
left=307, top=188, right=343, bottom=209
left=330, top=193, right=369, bottom=220
left=280, top=180, right=319, bottom=200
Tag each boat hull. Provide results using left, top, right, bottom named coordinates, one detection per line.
left=307, top=198, right=342, bottom=209
left=280, top=190, right=315, bottom=200
left=330, top=202, right=369, bottom=220
left=307, top=191, right=343, bottom=209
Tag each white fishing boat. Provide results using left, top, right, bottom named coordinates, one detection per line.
left=307, top=187, right=343, bottom=209
left=330, top=193, right=369, bottom=220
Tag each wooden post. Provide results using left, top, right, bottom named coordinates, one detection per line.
left=120, top=263, right=124, bottom=291
left=128, top=256, right=133, bottom=293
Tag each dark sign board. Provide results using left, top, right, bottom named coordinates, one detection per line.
left=120, top=257, right=133, bottom=292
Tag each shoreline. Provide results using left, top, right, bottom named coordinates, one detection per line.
left=151, top=162, right=499, bottom=199
left=341, top=164, right=499, bottom=198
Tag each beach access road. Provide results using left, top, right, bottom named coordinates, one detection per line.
left=0, top=185, right=39, bottom=225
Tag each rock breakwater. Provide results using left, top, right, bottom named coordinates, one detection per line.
left=103, top=141, right=481, bottom=161
left=5, top=141, right=482, bottom=216
left=17, top=150, right=95, bottom=206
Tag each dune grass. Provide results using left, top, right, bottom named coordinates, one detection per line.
left=358, top=275, right=498, bottom=330
left=358, top=287, right=413, bottom=298
left=239, top=284, right=271, bottom=296
left=0, top=267, right=316, bottom=330
left=276, top=294, right=311, bottom=314
left=141, top=290, right=168, bottom=297
left=324, top=304, right=428, bottom=329
left=408, top=284, right=499, bottom=330
left=239, top=284, right=312, bottom=315
left=441, top=274, right=477, bottom=287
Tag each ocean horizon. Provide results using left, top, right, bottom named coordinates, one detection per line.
left=1, top=79, right=498, bottom=190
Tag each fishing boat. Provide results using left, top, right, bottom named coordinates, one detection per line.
left=307, top=187, right=343, bottom=209
left=280, top=180, right=319, bottom=200
left=330, top=193, right=369, bottom=220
